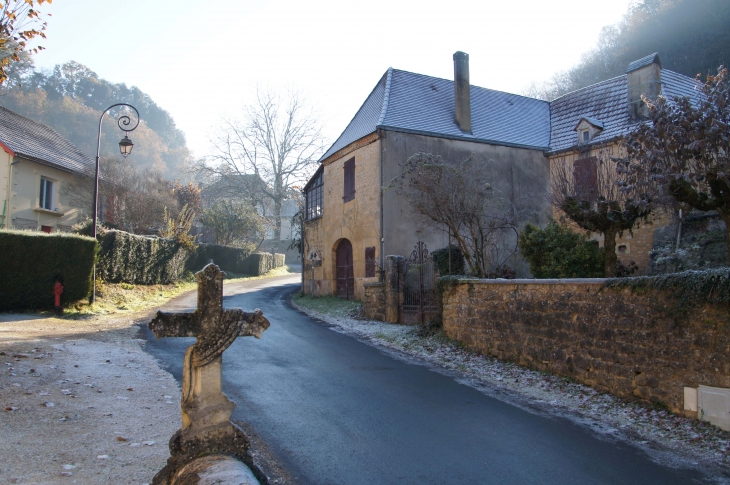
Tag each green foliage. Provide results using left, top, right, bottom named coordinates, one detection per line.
left=187, top=243, right=254, bottom=274
left=431, top=245, right=465, bottom=276
left=97, top=230, right=191, bottom=285
left=518, top=220, right=605, bottom=278
left=97, top=230, right=279, bottom=284
left=201, top=200, right=265, bottom=248
left=0, top=230, right=97, bottom=310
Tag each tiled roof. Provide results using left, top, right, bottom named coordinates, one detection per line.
left=548, top=69, right=702, bottom=154
left=626, top=53, right=660, bottom=73
left=318, top=59, right=703, bottom=164
left=0, top=106, right=94, bottom=174
left=319, top=68, right=551, bottom=162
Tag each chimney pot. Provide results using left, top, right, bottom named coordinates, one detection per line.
left=453, top=51, right=472, bottom=133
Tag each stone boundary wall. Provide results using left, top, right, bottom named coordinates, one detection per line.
left=363, top=282, right=386, bottom=321
left=441, top=278, right=730, bottom=416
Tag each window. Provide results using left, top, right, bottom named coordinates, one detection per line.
left=582, top=130, right=590, bottom=142
left=573, top=157, right=598, bottom=198
left=305, top=169, right=323, bottom=220
left=343, top=157, right=355, bottom=202
left=365, top=246, right=376, bottom=277
left=39, top=177, right=55, bottom=210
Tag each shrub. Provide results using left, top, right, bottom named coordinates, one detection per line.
left=431, top=245, right=465, bottom=275
left=188, top=243, right=254, bottom=274
left=97, top=230, right=191, bottom=285
left=0, top=230, right=98, bottom=310
left=243, top=253, right=274, bottom=276
left=518, top=220, right=605, bottom=278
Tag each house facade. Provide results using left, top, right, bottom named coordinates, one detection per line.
left=0, top=107, right=95, bottom=232
left=303, top=52, right=699, bottom=299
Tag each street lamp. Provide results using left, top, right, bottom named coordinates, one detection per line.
left=90, top=103, right=140, bottom=303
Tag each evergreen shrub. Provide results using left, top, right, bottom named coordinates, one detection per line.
left=431, top=245, right=465, bottom=275
left=97, top=230, right=191, bottom=285
left=0, top=230, right=97, bottom=310
left=188, top=243, right=254, bottom=274
left=518, top=220, right=605, bottom=278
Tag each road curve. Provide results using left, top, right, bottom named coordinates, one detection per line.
left=142, top=274, right=710, bottom=485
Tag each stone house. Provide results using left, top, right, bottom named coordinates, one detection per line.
left=303, top=52, right=699, bottom=300
left=0, top=106, right=94, bottom=232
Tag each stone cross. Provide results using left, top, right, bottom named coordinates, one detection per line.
left=149, top=263, right=269, bottom=484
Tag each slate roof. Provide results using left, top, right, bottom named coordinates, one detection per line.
left=626, top=53, right=661, bottom=73
left=548, top=69, right=702, bottom=154
left=0, top=106, right=94, bottom=174
left=320, top=68, right=551, bottom=161
left=319, top=58, right=702, bottom=164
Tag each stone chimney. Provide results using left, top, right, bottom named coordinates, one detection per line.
left=626, top=53, right=662, bottom=120
left=453, top=51, right=471, bottom=133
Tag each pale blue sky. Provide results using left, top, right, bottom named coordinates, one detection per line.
left=32, top=0, right=634, bottom=159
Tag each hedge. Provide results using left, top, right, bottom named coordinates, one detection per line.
left=96, top=231, right=281, bottom=284
left=188, top=243, right=253, bottom=274
left=97, top=230, right=191, bottom=285
left=0, top=230, right=97, bottom=310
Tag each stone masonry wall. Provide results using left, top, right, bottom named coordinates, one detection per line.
left=363, top=282, right=386, bottom=321
left=442, top=279, right=730, bottom=416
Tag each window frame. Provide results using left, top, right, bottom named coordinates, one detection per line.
left=39, top=177, right=56, bottom=211
left=304, top=167, right=324, bottom=221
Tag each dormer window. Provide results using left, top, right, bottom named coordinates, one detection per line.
left=574, top=117, right=604, bottom=145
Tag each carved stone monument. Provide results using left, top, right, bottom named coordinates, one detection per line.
left=149, top=263, right=270, bottom=485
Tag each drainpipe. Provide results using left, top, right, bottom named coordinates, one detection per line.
left=379, top=129, right=384, bottom=276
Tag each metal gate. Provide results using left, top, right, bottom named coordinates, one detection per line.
left=401, top=241, right=438, bottom=324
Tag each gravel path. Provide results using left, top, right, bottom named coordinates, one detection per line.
left=0, top=312, right=180, bottom=485
left=291, top=297, right=730, bottom=482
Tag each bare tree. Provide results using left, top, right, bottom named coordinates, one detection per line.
left=389, top=153, right=528, bottom=277
left=550, top=145, right=653, bottom=277
left=202, top=88, right=326, bottom=240
left=624, top=66, right=730, bottom=264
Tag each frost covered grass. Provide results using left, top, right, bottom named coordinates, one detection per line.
left=292, top=293, right=730, bottom=476
left=39, top=266, right=297, bottom=318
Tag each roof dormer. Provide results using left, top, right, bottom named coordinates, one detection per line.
left=574, top=117, right=604, bottom=144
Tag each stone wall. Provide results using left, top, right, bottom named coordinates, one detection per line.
left=441, top=278, right=730, bottom=416
left=363, top=282, right=386, bottom=321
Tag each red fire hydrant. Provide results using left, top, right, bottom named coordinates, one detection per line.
left=53, top=277, right=64, bottom=316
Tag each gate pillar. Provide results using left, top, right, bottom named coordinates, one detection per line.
left=384, top=255, right=404, bottom=323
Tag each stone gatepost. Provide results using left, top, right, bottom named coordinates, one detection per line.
left=148, top=263, right=270, bottom=485
left=384, top=255, right=404, bottom=323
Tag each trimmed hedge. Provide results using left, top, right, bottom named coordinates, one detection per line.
left=96, top=231, right=278, bottom=284
left=0, top=230, right=97, bottom=310
left=274, top=253, right=285, bottom=268
left=188, top=243, right=253, bottom=274
left=431, top=245, right=465, bottom=275
left=98, top=230, right=191, bottom=285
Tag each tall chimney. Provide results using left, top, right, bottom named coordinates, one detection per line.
left=626, top=53, right=662, bottom=121
left=453, top=51, right=471, bottom=133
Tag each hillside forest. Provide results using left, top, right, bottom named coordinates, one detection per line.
left=526, top=0, right=730, bottom=100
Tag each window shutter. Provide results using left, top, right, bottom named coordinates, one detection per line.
left=573, top=157, right=598, bottom=198
left=343, top=158, right=355, bottom=202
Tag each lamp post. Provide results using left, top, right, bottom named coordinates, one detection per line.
left=90, top=103, right=140, bottom=303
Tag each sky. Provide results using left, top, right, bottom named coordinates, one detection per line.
left=30, top=0, right=635, bottom=160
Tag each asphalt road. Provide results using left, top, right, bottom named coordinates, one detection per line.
left=141, top=274, right=710, bottom=485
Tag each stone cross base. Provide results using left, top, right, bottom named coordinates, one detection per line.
left=171, top=455, right=260, bottom=484
left=152, top=422, right=264, bottom=485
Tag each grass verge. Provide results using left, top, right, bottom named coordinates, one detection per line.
left=44, top=265, right=297, bottom=319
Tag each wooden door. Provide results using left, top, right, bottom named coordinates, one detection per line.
left=336, top=239, right=354, bottom=300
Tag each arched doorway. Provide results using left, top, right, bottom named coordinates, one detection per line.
left=335, top=239, right=354, bottom=300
